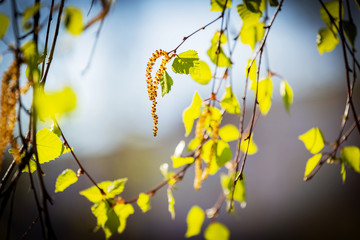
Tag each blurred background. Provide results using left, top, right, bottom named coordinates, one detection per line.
left=1, top=0, right=360, bottom=239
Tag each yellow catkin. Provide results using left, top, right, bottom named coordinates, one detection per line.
left=193, top=156, right=202, bottom=191
left=145, top=49, right=174, bottom=136
left=0, top=60, right=19, bottom=170
left=202, top=119, right=220, bottom=181
left=10, top=137, right=21, bottom=164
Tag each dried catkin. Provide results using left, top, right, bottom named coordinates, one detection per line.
left=145, top=49, right=174, bottom=136
left=0, top=60, right=20, bottom=170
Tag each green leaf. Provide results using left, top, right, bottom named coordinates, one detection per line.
left=0, top=13, right=10, bottom=39
left=64, top=6, right=84, bottom=35
left=253, top=77, right=273, bottom=115
left=207, top=44, right=232, bottom=67
left=172, top=50, right=199, bottom=74
left=246, top=59, right=257, bottom=82
left=221, top=173, right=246, bottom=208
left=22, top=2, right=42, bottom=30
left=55, top=169, right=78, bottom=193
left=341, top=162, right=346, bottom=183
left=159, top=71, right=173, bottom=97
left=219, top=124, right=239, bottom=142
left=240, top=21, right=265, bottom=50
left=343, top=20, right=357, bottom=48
left=167, top=188, right=175, bottom=219
left=304, top=153, right=322, bottom=179
left=35, top=86, right=77, bottom=121
left=137, top=193, right=151, bottom=213
left=190, top=60, right=212, bottom=85
left=204, top=222, right=230, bottom=240
left=171, top=156, right=194, bottom=168
left=202, top=140, right=232, bottom=175
left=187, top=137, right=201, bottom=152
left=244, top=0, right=262, bottom=13
left=211, top=31, right=228, bottom=45
left=341, top=146, right=360, bottom=173
left=298, top=127, right=325, bottom=154
left=237, top=4, right=261, bottom=24
left=80, top=178, right=127, bottom=203
left=91, top=201, right=121, bottom=239
left=183, top=92, right=202, bottom=136
left=280, top=80, right=293, bottom=113
left=36, top=128, right=64, bottom=164
left=221, top=86, right=240, bottom=114
left=268, top=0, right=279, bottom=7
left=240, top=134, right=258, bottom=155
left=185, top=205, right=205, bottom=238
left=317, top=27, right=339, bottom=55
left=210, top=0, right=232, bottom=12
left=113, top=203, right=134, bottom=233
left=22, top=160, right=37, bottom=173
left=320, top=0, right=343, bottom=28
left=91, top=201, right=110, bottom=234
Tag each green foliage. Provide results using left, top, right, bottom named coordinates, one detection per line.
left=22, top=2, right=42, bottom=30
left=137, top=193, right=151, bottom=213
left=246, top=59, right=257, bottom=82
left=172, top=50, right=199, bottom=74
left=221, top=173, right=246, bottom=208
left=167, top=188, right=176, bottom=219
left=204, top=222, right=230, bottom=240
left=183, top=92, right=202, bottom=136
left=280, top=80, right=293, bottom=113
left=185, top=205, right=205, bottom=238
left=340, top=146, right=360, bottom=173
left=35, top=86, right=77, bottom=121
left=210, top=0, right=232, bottom=12
left=237, top=4, right=261, bottom=24
left=268, top=0, right=279, bottom=7
left=343, top=20, right=357, bottom=48
left=55, top=169, right=78, bottom=193
left=341, top=163, right=346, bottom=183
left=64, top=6, right=84, bottom=36
left=304, top=153, right=322, bottom=179
left=317, top=27, right=339, bottom=55
left=243, top=0, right=262, bottom=13
left=240, top=134, right=258, bottom=155
left=298, top=128, right=325, bottom=154
left=320, top=0, right=343, bottom=28
left=159, top=71, right=173, bottom=97
left=80, top=178, right=127, bottom=203
left=187, top=138, right=201, bottom=152
left=207, top=31, right=231, bottom=67
left=219, top=124, right=239, bottom=142
left=190, top=60, right=212, bottom=85
left=113, top=203, right=134, bottom=234
left=220, top=87, right=241, bottom=114
left=36, top=128, right=65, bottom=164
left=0, top=13, right=10, bottom=39
left=171, top=156, right=195, bottom=168
left=202, top=140, right=232, bottom=175
left=252, top=77, right=273, bottom=115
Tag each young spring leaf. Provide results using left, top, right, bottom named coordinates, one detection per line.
left=171, top=156, right=194, bottom=168
left=246, top=59, right=257, bottom=82
left=268, top=0, right=279, bottom=7
left=80, top=178, right=128, bottom=203
left=237, top=4, right=261, bottom=24
left=341, top=163, right=346, bottom=183
left=340, top=146, right=360, bottom=173
left=113, top=203, right=134, bottom=233
left=187, top=137, right=201, bottom=152
left=185, top=205, right=205, bottom=238
left=22, top=2, right=42, bottom=30
left=91, top=201, right=110, bottom=237
left=35, top=86, right=77, bottom=121
left=172, top=50, right=199, bottom=74
left=207, top=44, right=231, bottom=67
left=298, top=127, right=325, bottom=154
left=343, top=20, right=357, bottom=48
left=317, top=27, right=339, bottom=55
left=220, top=86, right=240, bottom=114
left=202, top=140, right=232, bottom=175
left=55, top=169, right=78, bottom=193
left=0, top=14, right=10, bottom=39
left=280, top=80, right=293, bottom=113
left=252, top=77, right=273, bottom=115
left=64, top=6, right=84, bottom=35
left=320, top=0, right=343, bottom=28
left=190, top=60, right=212, bottom=85
left=210, top=0, right=231, bottom=11
left=137, top=193, right=151, bottom=213
left=304, top=153, right=322, bottom=180
left=243, top=0, right=262, bottom=13
left=159, top=71, right=173, bottom=97
left=183, top=92, right=202, bottom=136
left=36, top=128, right=64, bottom=164
left=204, top=222, right=230, bottom=240
left=240, top=21, right=265, bottom=51
left=221, top=173, right=246, bottom=208
left=167, top=188, right=175, bottom=219
left=219, top=124, right=239, bottom=142
left=240, top=134, right=258, bottom=155
left=22, top=160, right=37, bottom=173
